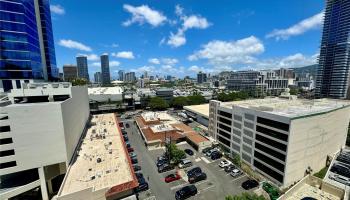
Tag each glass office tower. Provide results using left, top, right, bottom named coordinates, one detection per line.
left=315, top=0, right=350, bottom=99
left=76, top=55, right=89, bottom=81
left=0, top=0, right=58, bottom=92
left=100, top=54, right=111, bottom=85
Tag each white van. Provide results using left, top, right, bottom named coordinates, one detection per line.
left=179, top=159, right=193, bottom=169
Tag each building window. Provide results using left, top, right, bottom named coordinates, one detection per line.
left=218, top=123, right=231, bottom=133
left=245, top=113, right=255, bottom=121
left=257, top=117, right=289, bottom=132
left=15, top=80, right=21, bottom=89
left=0, top=116, right=9, bottom=120
left=232, top=135, right=241, bottom=144
left=232, top=143, right=240, bottom=152
left=243, top=144, right=252, bottom=154
left=243, top=129, right=253, bottom=138
left=254, top=151, right=285, bottom=172
left=255, top=142, right=286, bottom=162
left=243, top=137, right=253, bottom=145
left=218, top=129, right=231, bottom=140
left=218, top=117, right=231, bottom=126
left=232, top=129, right=241, bottom=137
left=0, top=161, right=17, bottom=169
left=254, top=160, right=283, bottom=183
left=0, top=138, right=13, bottom=145
left=242, top=152, right=252, bottom=163
left=244, top=121, right=254, bottom=129
left=218, top=136, right=230, bottom=147
left=234, top=114, right=242, bottom=122
left=256, top=125, right=288, bottom=142
left=218, top=110, right=232, bottom=119
left=255, top=134, right=287, bottom=152
left=0, top=149, right=15, bottom=157
left=0, top=126, right=11, bottom=132
left=233, top=122, right=241, bottom=129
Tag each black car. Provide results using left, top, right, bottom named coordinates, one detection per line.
left=224, top=165, right=236, bottom=173
left=187, top=167, right=202, bottom=177
left=133, top=165, right=141, bottom=171
left=156, top=159, right=169, bottom=167
left=202, top=147, right=212, bottom=154
left=123, top=135, right=129, bottom=141
left=184, top=149, right=194, bottom=156
left=241, top=179, right=259, bottom=190
left=211, top=151, right=222, bottom=160
left=135, top=173, right=149, bottom=192
left=122, top=130, right=127, bottom=135
left=131, top=158, right=138, bottom=164
left=188, top=172, right=207, bottom=183
left=158, top=163, right=174, bottom=173
left=175, top=185, right=198, bottom=200
left=125, top=123, right=130, bottom=128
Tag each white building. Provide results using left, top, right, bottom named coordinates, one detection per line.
left=88, top=87, right=123, bottom=103
left=208, top=96, right=350, bottom=188
left=0, top=83, right=90, bottom=200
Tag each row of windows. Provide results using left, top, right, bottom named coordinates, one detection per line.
left=218, top=110, right=232, bottom=119
left=232, top=128, right=241, bottom=138
left=218, top=136, right=230, bottom=147
left=243, top=136, right=253, bottom=146
left=255, top=134, right=287, bottom=152
left=242, top=152, right=251, bottom=163
left=257, top=117, right=289, bottom=132
left=254, top=150, right=285, bottom=172
left=0, top=30, right=27, bottom=42
left=254, top=160, right=284, bottom=183
left=233, top=122, right=241, bottom=129
left=232, top=135, right=241, bottom=144
left=0, top=149, right=15, bottom=157
left=245, top=113, right=254, bottom=121
left=0, top=11, right=24, bottom=22
left=244, top=121, right=254, bottom=129
left=255, top=142, right=286, bottom=162
left=256, top=125, right=289, bottom=142
left=218, top=129, right=230, bottom=140
left=218, top=117, right=231, bottom=126
left=0, top=161, right=17, bottom=169
left=0, top=1, right=25, bottom=13
left=0, top=70, right=43, bottom=79
left=232, top=142, right=240, bottom=152
left=218, top=123, right=231, bottom=133
left=0, top=125, right=10, bottom=132
left=243, top=129, right=253, bottom=138
left=234, top=114, right=242, bottom=121
left=243, top=144, right=252, bottom=154
left=0, top=138, right=13, bottom=145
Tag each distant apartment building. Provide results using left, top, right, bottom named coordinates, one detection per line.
left=0, top=0, right=59, bottom=92
left=197, top=71, right=207, bottom=84
left=100, top=54, right=111, bottom=85
left=208, top=96, right=350, bottom=188
left=0, top=83, right=90, bottom=200
left=76, top=55, right=89, bottom=81
left=118, top=70, right=125, bottom=81
left=63, top=65, right=78, bottom=81
left=315, top=0, right=350, bottom=99
left=156, top=88, right=174, bottom=102
left=125, top=72, right=136, bottom=82
left=94, top=72, right=101, bottom=84
left=226, top=70, right=289, bottom=96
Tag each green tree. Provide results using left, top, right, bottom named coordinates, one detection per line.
left=71, top=78, right=88, bottom=86
left=218, top=92, right=230, bottom=102
left=225, top=193, right=266, bottom=200
left=232, top=154, right=241, bottom=167
left=289, top=88, right=298, bottom=95
left=172, top=96, right=189, bottom=109
left=148, top=97, right=169, bottom=110
left=187, top=94, right=206, bottom=105
left=167, top=143, right=186, bottom=164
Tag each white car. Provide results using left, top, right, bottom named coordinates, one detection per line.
left=219, top=159, right=232, bottom=168
left=230, top=169, right=243, bottom=177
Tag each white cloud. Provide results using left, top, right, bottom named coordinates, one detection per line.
left=58, top=39, right=92, bottom=51
left=84, top=54, right=99, bottom=61
left=183, top=15, right=210, bottom=30
left=161, top=65, right=176, bottom=72
left=167, top=31, right=186, bottom=47
left=175, top=4, right=183, bottom=16
left=50, top=5, right=65, bottom=15
left=133, top=65, right=156, bottom=74
left=110, top=61, right=121, bottom=67
left=148, top=58, right=160, bottom=64
left=112, top=51, right=135, bottom=59
left=266, top=12, right=324, bottom=40
left=122, top=4, right=167, bottom=27
left=91, top=62, right=100, bottom=67
left=162, top=58, right=178, bottom=65
left=188, top=36, right=264, bottom=66
left=254, top=53, right=318, bottom=70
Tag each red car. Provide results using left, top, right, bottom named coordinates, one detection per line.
left=165, top=173, right=181, bottom=183
left=127, top=147, right=134, bottom=152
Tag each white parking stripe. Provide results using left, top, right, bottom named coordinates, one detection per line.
left=230, top=174, right=246, bottom=182
left=170, top=182, right=188, bottom=190
left=201, top=157, right=211, bottom=164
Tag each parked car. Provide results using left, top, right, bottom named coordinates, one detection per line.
left=224, top=165, right=236, bottom=173
left=187, top=167, right=202, bottom=177
left=157, top=159, right=169, bottom=167
left=129, top=152, right=137, bottom=158
left=202, top=147, right=212, bottom=154
left=184, top=149, right=194, bottom=156
left=131, top=158, right=138, bottom=164
left=188, top=172, right=207, bottom=183
left=175, top=185, right=198, bottom=200
left=211, top=151, right=222, bottom=160
left=165, top=173, right=181, bottom=183
left=123, top=135, right=129, bottom=141
left=241, top=179, right=259, bottom=190
left=219, top=159, right=232, bottom=168
left=135, top=173, right=149, bottom=192
left=230, top=169, right=243, bottom=177
left=205, top=148, right=218, bottom=157
left=125, top=123, right=130, bottom=128
left=133, top=165, right=141, bottom=172
left=122, top=130, right=127, bottom=135
left=127, top=147, right=134, bottom=152
left=179, top=159, right=193, bottom=169
left=158, top=163, right=174, bottom=173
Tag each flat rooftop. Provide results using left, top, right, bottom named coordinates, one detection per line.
left=220, top=98, right=350, bottom=118
left=88, top=87, right=123, bottom=95
left=59, top=113, right=136, bottom=196
left=184, top=104, right=209, bottom=118
left=285, top=183, right=340, bottom=200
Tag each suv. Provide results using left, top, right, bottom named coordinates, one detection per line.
left=179, top=159, right=193, bottom=169
left=135, top=173, right=149, bottom=192
left=175, top=185, right=198, bottom=200
left=187, top=167, right=202, bottom=177
left=188, top=172, right=207, bottom=183
left=219, top=159, right=232, bottom=168
left=241, top=179, right=259, bottom=190
left=205, top=149, right=217, bottom=157
left=158, top=163, right=174, bottom=173
left=211, top=151, right=222, bottom=160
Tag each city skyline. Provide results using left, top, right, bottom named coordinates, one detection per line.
left=51, top=0, right=324, bottom=78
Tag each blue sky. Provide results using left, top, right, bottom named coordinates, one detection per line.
left=50, top=0, right=324, bottom=79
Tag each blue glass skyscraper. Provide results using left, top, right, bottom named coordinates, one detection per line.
left=315, top=0, right=350, bottom=99
left=0, top=0, right=58, bottom=92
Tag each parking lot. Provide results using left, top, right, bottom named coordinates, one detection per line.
left=121, top=117, right=255, bottom=200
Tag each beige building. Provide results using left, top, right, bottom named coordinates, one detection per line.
left=209, top=97, right=350, bottom=188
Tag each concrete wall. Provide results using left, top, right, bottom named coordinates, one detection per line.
left=284, top=106, right=350, bottom=186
